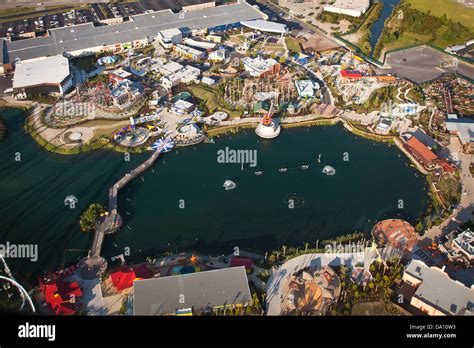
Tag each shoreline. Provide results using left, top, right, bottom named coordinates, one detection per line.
left=6, top=105, right=446, bottom=225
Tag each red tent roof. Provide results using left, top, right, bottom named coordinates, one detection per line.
left=41, top=279, right=83, bottom=315
left=341, top=69, right=363, bottom=78
left=110, top=266, right=137, bottom=291
left=231, top=257, right=253, bottom=270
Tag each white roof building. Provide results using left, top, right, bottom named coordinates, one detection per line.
left=241, top=20, right=287, bottom=34
left=201, top=76, right=216, bottom=85
left=13, top=55, right=70, bottom=89
left=13, top=55, right=72, bottom=98
left=445, top=114, right=474, bottom=145
left=452, top=229, right=474, bottom=263
left=208, top=48, right=227, bottom=62
left=242, top=56, right=279, bottom=77
left=159, top=61, right=184, bottom=76
left=158, top=28, right=183, bottom=48
left=161, top=65, right=201, bottom=89
left=295, top=79, right=319, bottom=98
left=323, top=0, right=370, bottom=17
left=402, top=259, right=474, bottom=316
left=170, top=99, right=194, bottom=115
left=183, top=38, right=216, bottom=50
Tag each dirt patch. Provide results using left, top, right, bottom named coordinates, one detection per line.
left=300, top=32, right=339, bottom=52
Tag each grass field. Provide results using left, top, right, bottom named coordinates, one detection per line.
left=188, top=85, right=241, bottom=119
left=285, top=37, right=301, bottom=54
left=406, top=0, right=474, bottom=31
left=373, top=0, right=474, bottom=59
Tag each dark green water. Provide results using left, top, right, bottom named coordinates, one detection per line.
left=0, top=109, right=429, bottom=285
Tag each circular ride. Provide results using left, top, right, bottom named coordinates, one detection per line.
left=97, top=55, right=118, bottom=67
left=152, top=137, right=175, bottom=153
left=114, top=126, right=149, bottom=147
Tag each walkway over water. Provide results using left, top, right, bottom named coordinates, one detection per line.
left=91, top=136, right=173, bottom=257
left=79, top=137, right=173, bottom=279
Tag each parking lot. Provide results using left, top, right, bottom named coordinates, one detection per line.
left=384, top=45, right=474, bottom=84
left=0, top=0, right=216, bottom=39
left=0, top=8, right=101, bottom=38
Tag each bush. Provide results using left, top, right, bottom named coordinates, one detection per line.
left=79, top=203, right=106, bottom=232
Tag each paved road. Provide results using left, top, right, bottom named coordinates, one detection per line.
left=424, top=136, right=474, bottom=240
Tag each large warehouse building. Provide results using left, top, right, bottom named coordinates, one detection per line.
left=12, top=55, right=73, bottom=99
left=5, top=1, right=266, bottom=64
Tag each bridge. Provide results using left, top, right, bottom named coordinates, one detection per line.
left=78, top=136, right=174, bottom=279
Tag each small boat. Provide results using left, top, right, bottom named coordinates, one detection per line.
left=301, top=165, right=309, bottom=170
left=279, top=168, right=288, bottom=173
left=317, top=154, right=322, bottom=163
left=223, top=180, right=236, bottom=190
left=322, top=165, right=336, bottom=175
left=254, top=171, right=263, bottom=176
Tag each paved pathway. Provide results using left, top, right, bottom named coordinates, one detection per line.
left=424, top=136, right=474, bottom=239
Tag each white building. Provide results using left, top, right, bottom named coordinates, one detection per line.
left=170, top=99, right=195, bottom=116
left=402, top=260, right=474, bottom=316
left=159, top=61, right=184, bottom=77
left=323, top=0, right=370, bottom=17
left=452, top=229, right=474, bottom=264
left=295, top=79, right=319, bottom=98
left=201, top=76, right=216, bottom=86
left=208, top=48, right=227, bottom=62
left=158, top=28, right=183, bottom=48
left=242, top=56, right=280, bottom=78
left=174, top=44, right=207, bottom=61
left=13, top=55, right=73, bottom=99
left=161, top=65, right=201, bottom=90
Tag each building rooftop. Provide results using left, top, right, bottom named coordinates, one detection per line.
left=406, top=136, right=438, bottom=164
left=6, top=1, right=265, bottom=62
left=295, top=79, right=319, bottom=97
left=12, top=55, right=70, bottom=89
left=445, top=115, right=474, bottom=145
left=453, top=229, right=474, bottom=257
left=242, top=56, right=279, bottom=77
left=241, top=19, right=287, bottom=34
left=160, top=61, right=184, bottom=76
left=133, top=266, right=252, bottom=315
left=405, top=260, right=474, bottom=315
left=371, top=219, right=417, bottom=251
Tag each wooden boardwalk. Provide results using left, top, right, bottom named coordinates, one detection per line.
left=89, top=136, right=173, bottom=257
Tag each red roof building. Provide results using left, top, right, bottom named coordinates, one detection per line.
left=230, top=257, right=253, bottom=273
left=404, top=136, right=438, bottom=168
left=439, top=159, right=457, bottom=173
left=41, top=279, right=83, bottom=315
left=340, top=69, right=363, bottom=80
left=110, top=264, right=151, bottom=292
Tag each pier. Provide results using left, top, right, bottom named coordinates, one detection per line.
left=78, top=136, right=174, bottom=279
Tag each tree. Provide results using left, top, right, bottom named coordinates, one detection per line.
left=79, top=203, right=106, bottom=232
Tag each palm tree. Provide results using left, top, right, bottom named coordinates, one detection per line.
left=282, top=245, right=287, bottom=258
left=304, top=242, right=309, bottom=254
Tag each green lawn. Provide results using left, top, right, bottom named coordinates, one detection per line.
left=285, top=37, right=301, bottom=54
left=406, top=0, right=474, bottom=31
left=188, top=85, right=241, bottom=119
left=373, top=1, right=474, bottom=58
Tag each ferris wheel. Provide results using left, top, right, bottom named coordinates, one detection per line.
left=0, top=255, right=35, bottom=313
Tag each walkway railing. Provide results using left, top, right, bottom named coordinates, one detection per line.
left=89, top=136, right=173, bottom=257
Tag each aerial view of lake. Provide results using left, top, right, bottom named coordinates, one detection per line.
left=0, top=108, right=429, bottom=285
